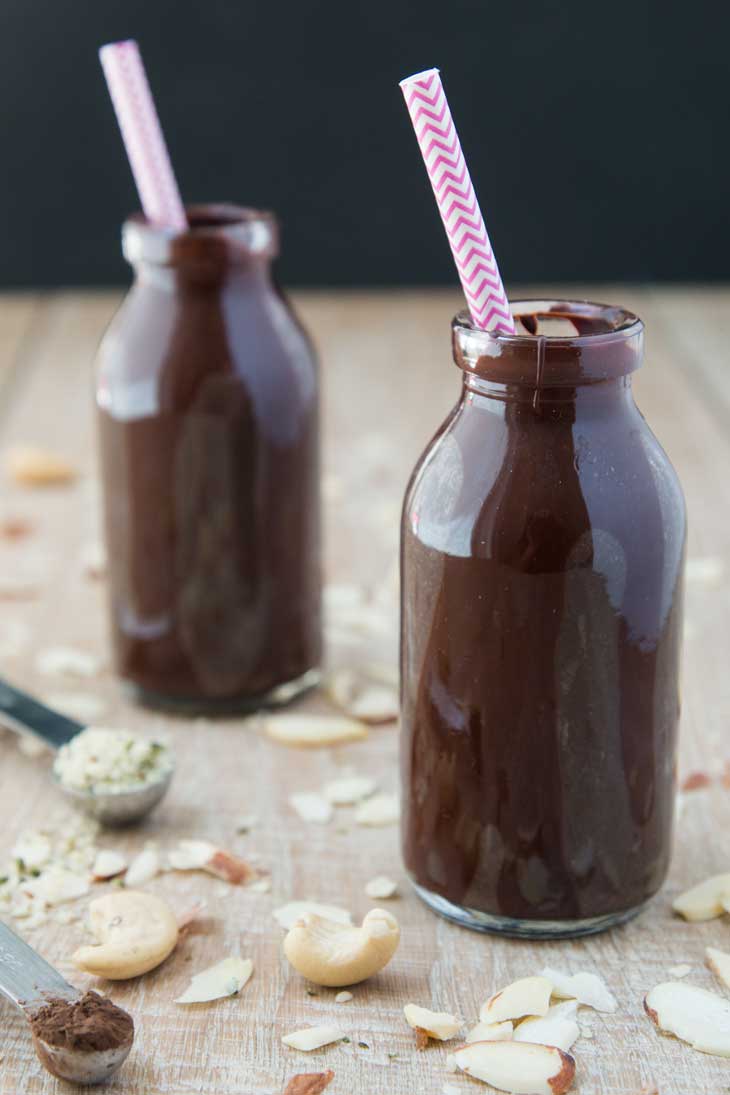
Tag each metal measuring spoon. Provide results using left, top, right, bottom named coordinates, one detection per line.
left=0, top=921, right=134, bottom=1084
left=0, top=678, right=173, bottom=825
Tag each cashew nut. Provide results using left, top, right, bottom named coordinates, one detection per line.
left=283, top=908, right=400, bottom=987
left=72, top=890, right=179, bottom=980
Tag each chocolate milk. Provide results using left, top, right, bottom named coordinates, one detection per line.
left=96, top=206, right=321, bottom=711
left=400, top=301, right=686, bottom=936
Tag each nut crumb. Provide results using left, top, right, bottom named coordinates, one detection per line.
left=0, top=517, right=33, bottom=539
left=335, top=991, right=353, bottom=1003
left=6, top=446, right=77, bottom=487
left=283, top=1072, right=334, bottom=1095
left=680, top=771, right=711, bottom=792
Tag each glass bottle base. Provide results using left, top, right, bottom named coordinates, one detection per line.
left=123, top=666, right=322, bottom=717
left=411, top=881, right=646, bottom=940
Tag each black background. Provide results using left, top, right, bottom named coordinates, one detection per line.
left=0, top=0, right=727, bottom=287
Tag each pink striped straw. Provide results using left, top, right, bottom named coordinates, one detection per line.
left=400, top=68, right=515, bottom=334
left=99, top=40, right=187, bottom=230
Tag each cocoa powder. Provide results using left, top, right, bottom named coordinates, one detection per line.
left=29, top=991, right=134, bottom=1053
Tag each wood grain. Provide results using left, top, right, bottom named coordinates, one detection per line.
left=0, top=287, right=729, bottom=1094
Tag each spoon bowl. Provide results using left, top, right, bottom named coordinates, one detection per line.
left=0, top=677, right=173, bottom=826
left=53, top=765, right=174, bottom=826
left=32, top=1028, right=134, bottom=1085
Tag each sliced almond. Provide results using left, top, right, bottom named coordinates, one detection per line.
left=281, top=1025, right=346, bottom=1052
left=264, top=714, right=368, bottom=748
left=668, top=964, right=691, bottom=979
left=177, top=901, right=207, bottom=931
left=404, top=1004, right=461, bottom=1043
left=323, top=774, right=377, bottom=805
left=176, top=956, right=253, bottom=1004
left=706, top=947, right=730, bottom=990
left=125, top=844, right=161, bottom=887
left=6, top=446, right=77, bottom=486
left=480, top=976, right=553, bottom=1024
left=365, top=875, right=398, bottom=899
left=36, top=647, right=101, bottom=679
left=273, top=902, right=352, bottom=931
left=289, top=792, right=334, bottom=825
left=672, top=873, right=730, bottom=921
left=645, top=980, right=730, bottom=1056
left=335, top=991, right=353, bottom=1003
left=250, top=877, right=272, bottom=894
left=355, top=792, right=400, bottom=827
left=327, top=670, right=398, bottom=725
left=283, top=1072, right=335, bottom=1095
left=540, top=966, right=617, bottom=1013
left=349, top=686, right=399, bottom=724
left=23, top=867, right=90, bottom=907
left=513, top=1012, right=579, bottom=1053
left=168, top=840, right=253, bottom=884
left=452, top=1040, right=575, bottom=1094
left=466, top=1021, right=513, bottom=1043
left=91, top=850, right=127, bottom=881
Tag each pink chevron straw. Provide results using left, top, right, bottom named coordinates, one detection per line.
left=400, top=68, right=515, bottom=334
left=99, top=40, right=187, bottom=230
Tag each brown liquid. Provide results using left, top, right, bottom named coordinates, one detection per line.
left=96, top=207, right=321, bottom=709
left=401, top=303, right=685, bottom=926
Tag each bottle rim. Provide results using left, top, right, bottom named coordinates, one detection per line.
left=453, top=299, right=645, bottom=387
left=122, top=203, right=277, bottom=266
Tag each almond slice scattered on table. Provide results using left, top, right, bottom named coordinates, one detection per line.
left=289, top=792, right=334, bottom=825
left=365, top=875, right=398, bottom=899
left=176, top=956, right=253, bottom=1004
left=540, top=966, right=617, bottom=1013
left=281, top=1025, right=346, bottom=1052
left=645, top=980, right=730, bottom=1056
left=672, top=873, right=730, bottom=921
left=36, top=647, right=102, bottom=679
left=451, top=1040, right=576, bottom=1094
left=335, top=991, right=353, bottom=1003
left=466, top=1021, right=513, bottom=1043
left=168, top=840, right=254, bottom=884
left=125, top=844, right=161, bottom=887
left=91, top=850, right=127, bottom=880
left=480, top=976, right=553, bottom=1024
left=6, top=445, right=77, bottom=486
left=263, top=713, right=368, bottom=748
left=323, top=774, right=377, bottom=805
left=283, top=1071, right=335, bottom=1095
left=404, top=1004, right=462, bottom=1045
left=667, top=964, right=691, bottom=978
left=513, top=1010, right=580, bottom=1053
left=273, top=902, right=353, bottom=931
left=327, top=670, right=398, bottom=725
left=706, top=946, right=730, bottom=990
left=354, top=792, right=400, bottom=827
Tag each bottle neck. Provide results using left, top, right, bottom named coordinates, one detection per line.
left=133, top=256, right=272, bottom=293
left=462, top=372, right=637, bottom=420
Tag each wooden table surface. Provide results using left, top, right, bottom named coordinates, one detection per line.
left=0, top=287, right=729, bottom=1095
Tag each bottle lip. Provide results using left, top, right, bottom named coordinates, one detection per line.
left=453, top=298, right=645, bottom=387
left=122, top=203, right=278, bottom=266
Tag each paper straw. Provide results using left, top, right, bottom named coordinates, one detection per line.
left=99, top=40, right=187, bottom=230
left=400, top=69, right=515, bottom=334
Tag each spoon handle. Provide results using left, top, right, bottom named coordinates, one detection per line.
left=0, top=678, right=83, bottom=751
left=0, top=921, right=78, bottom=1011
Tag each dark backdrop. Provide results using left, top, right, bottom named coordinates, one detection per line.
left=1, top=0, right=727, bottom=287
